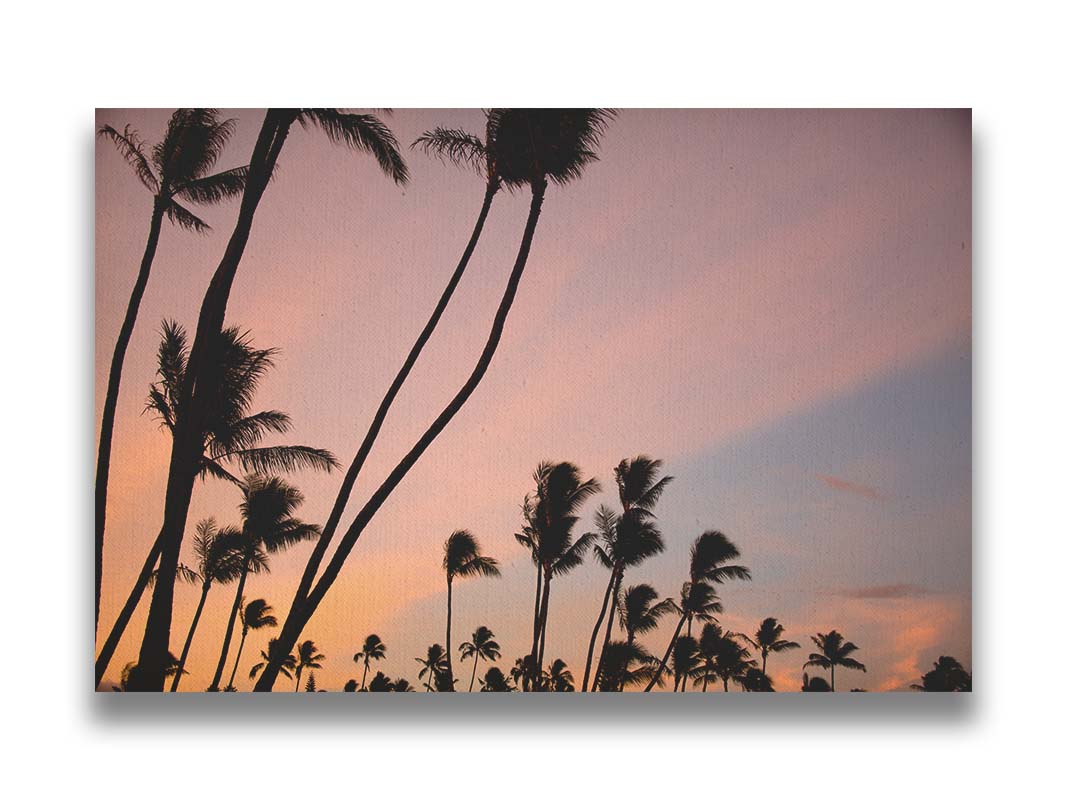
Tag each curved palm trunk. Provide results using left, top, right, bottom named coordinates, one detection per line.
left=581, top=566, right=617, bottom=691
left=170, top=579, right=211, bottom=691
left=95, top=526, right=164, bottom=687
left=254, top=181, right=548, bottom=692
left=225, top=626, right=249, bottom=691
left=444, top=579, right=455, bottom=691
left=291, top=184, right=499, bottom=617
left=468, top=651, right=480, bottom=692
left=645, top=613, right=687, bottom=692
left=534, top=572, right=552, bottom=685
left=132, top=112, right=291, bottom=691
left=95, top=198, right=166, bottom=629
left=525, top=565, right=543, bottom=691
left=208, top=562, right=249, bottom=691
left=592, top=571, right=623, bottom=690
left=361, top=658, right=370, bottom=691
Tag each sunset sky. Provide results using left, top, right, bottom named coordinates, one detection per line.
left=95, top=108, right=971, bottom=692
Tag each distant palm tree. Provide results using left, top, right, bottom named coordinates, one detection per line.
left=133, top=108, right=407, bottom=691
left=806, top=630, right=866, bottom=691
left=343, top=679, right=358, bottom=692
left=739, top=667, right=775, bottom=692
left=459, top=626, right=501, bottom=692
left=416, top=644, right=450, bottom=692
left=802, top=672, right=831, bottom=692
left=292, top=640, right=325, bottom=693
left=443, top=531, right=500, bottom=690
left=739, top=617, right=800, bottom=676
left=353, top=634, right=387, bottom=692
left=94, top=324, right=336, bottom=688
left=510, top=656, right=538, bottom=691
left=249, top=638, right=296, bottom=685
left=545, top=659, right=575, bottom=692
left=224, top=598, right=277, bottom=691
left=518, top=461, right=600, bottom=687
left=645, top=582, right=723, bottom=691
left=598, top=641, right=663, bottom=692
left=95, top=109, right=249, bottom=628
left=710, top=636, right=755, bottom=692
left=207, top=476, right=320, bottom=691
left=115, top=652, right=186, bottom=692
left=583, top=456, right=672, bottom=691
left=671, top=636, right=701, bottom=692
left=912, top=656, right=972, bottom=692
left=169, top=519, right=243, bottom=691
left=479, top=667, right=514, bottom=692
left=392, top=678, right=415, bottom=693
left=620, top=584, right=674, bottom=646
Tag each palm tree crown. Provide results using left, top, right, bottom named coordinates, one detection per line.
left=293, top=639, right=325, bottom=692
left=740, top=616, right=800, bottom=674
left=620, top=584, right=673, bottom=644
left=443, top=530, right=500, bottom=583
left=249, top=638, right=296, bottom=682
left=806, top=630, right=867, bottom=691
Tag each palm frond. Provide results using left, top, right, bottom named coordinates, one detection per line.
left=174, top=165, right=250, bottom=205
left=228, top=445, right=339, bottom=475
left=165, top=199, right=210, bottom=233
left=98, top=124, right=159, bottom=193
left=298, top=109, right=408, bottom=185
left=413, top=127, right=487, bottom=176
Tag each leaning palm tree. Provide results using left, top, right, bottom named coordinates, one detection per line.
left=253, top=110, right=616, bottom=692
left=224, top=598, right=277, bottom=691
left=207, top=476, right=320, bottom=691
left=353, top=634, right=387, bottom=692
left=133, top=108, right=407, bottom=691
left=95, top=109, right=249, bottom=628
left=806, top=630, right=867, bottom=691
left=459, top=626, right=501, bottom=692
left=293, top=640, right=325, bottom=693
left=249, top=638, right=296, bottom=685
left=545, top=659, right=575, bottom=692
left=739, top=617, right=801, bottom=676
left=619, top=584, right=674, bottom=646
left=416, top=644, right=450, bottom=693
left=443, top=531, right=500, bottom=690
left=95, top=324, right=336, bottom=688
left=169, top=520, right=243, bottom=690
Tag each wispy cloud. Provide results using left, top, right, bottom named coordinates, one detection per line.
left=833, top=583, right=930, bottom=599
left=816, top=473, right=883, bottom=500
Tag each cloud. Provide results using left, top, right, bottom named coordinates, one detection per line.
left=832, top=583, right=930, bottom=599
left=816, top=473, right=883, bottom=500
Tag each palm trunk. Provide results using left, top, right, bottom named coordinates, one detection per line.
left=535, top=571, right=552, bottom=685
left=294, top=666, right=303, bottom=692
left=724, top=678, right=730, bottom=692
left=225, top=626, right=249, bottom=691
left=95, top=527, right=163, bottom=687
left=95, top=198, right=166, bottom=629
left=762, top=651, right=767, bottom=675
left=831, top=665, right=835, bottom=692
left=291, top=183, right=499, bottom=617
left=592, top=570, right=623, bottom=690
left=254, top=180, right=549, bottom=692
left=208, top=561, right=249, bottom=691
left=645, top=613, right=687, bottom=692
left=680, top=617, right=693, bottom=692
left=468, top=651, right=480, bottom=692
left=526, top=565, right=543, bottom=691
left=170, top=579, right=210, bottom=692
left=361, top=659, right=370, bottom=691
left=444, top=579, right=455, bottom=691
left=581, top=565, right=617, bottom=691
left=132, top=112, right=291, bottom=691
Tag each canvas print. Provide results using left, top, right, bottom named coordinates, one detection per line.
left=94, top=109, right=971, bottom=693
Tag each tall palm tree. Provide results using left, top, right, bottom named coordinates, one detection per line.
left=443, top=531, right=500, bottom=690
left=598, top=641, right=663, bottom=692
left=207, top=476, right=320, bottom=691
left=545, top=659, right=575, bottom=692
left=739, top=617, right=800, bottom=676
left=134, top=108, right=407, bottom=691
left=95, top=109, right=249, bottom=628
left=169, top=520, right=243, bottom=691
left=806, top=630, right=867, bottom=691
left=353, top=634, right=387, bottom=692
left=249, top=638, right=296, bottom=685
left=224, top=598, right=277, bottom=691
left=254, top=110, right=616, bottom=692
left=619, top=584, right=674, bottom=646
left=459, top=626, right=501, bottom=692
left=671, top=636, right=701, bottom=692
left=911, top=656, right=972, bottom=692
left=479, top=667, right=513, bottom=692
left=95, top=324, right=336, bottom=688
left=416, top=644, right=450, bottom=692
left=518, top=461, right=600, bottom=687
left=293, top=640, right=325, bottom=693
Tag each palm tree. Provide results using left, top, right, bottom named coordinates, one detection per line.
left=95, top=109, right=249, bottom=628
left=416, top=644, right=450, bottom=692
left=598, top=641, right=663, bottom=692
left=293, top=640, right=325, bottom=692
left=739, top=617, right=800, bottom=676
left=367, top=672, right=394, bottom=692
left=115, top=652, right=186, bottom=692
left=619, top=584, right=674, bottom=646
left=95, top=323, right=336, bottom=688
left=443, top=531, right=500, bottom=690
left=207, top=476, right=320, bottom=691
left=912, top=656, right=972, bottom=692
left=479, top=667, right=514, bottom=692
left=518, top=461, right=600, bottom=687
left=545, top=659, right=575, bottom=692
left=249, top=638, right=296, bottom=685
left=169, top=519, right=243, bottom=690
left=134, top=108, right=407, bottom=691
left=802, top=673, right=831, bottom=692
left=510, top=656, right=538, bottom=691
left=740, top=667, right=775, bottom=692
left=253, top=111, right=616, bottom=692
left=224, top=598, right=277, bottom=691
left=343, top=679, right=358, bottom=692
left=459, top=626, right=501, bottom=692
left=696, top=623, right=726, bottom=692
left=353, top=634, right=387, bottom=692
left=806, top=630, right=867, bottom=691
left=645, top=582, right=722, bottom=691
left=711, top=636, right=756, bottom=692
left=392, top=678, right=416, bottom=693
left=671, top=636, right=701, bottom=692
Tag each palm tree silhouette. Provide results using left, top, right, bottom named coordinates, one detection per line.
left=353, top=634, right=387, bottom=692
left=254, top=111, right=616, bottom=692
left=293, top=640, right=325, bottom=693
left=95, top=109, right=249, bottom=628
left=443, top=531, right=500, bottom=690
left=169, top=520, right=243, bottom=690
left=806, top=630, right=866, bottom=691
left=416, top=644, right=450, bottom=692
left=801, top=672, right=831, bottom=692
left=671, top=635, right=701, bottom=692
left=739, top=667, right=775, bottom=692
left=224, top=598, right=277, bottom=691
left=739, top=617, right=800, bottom=676
left=95, top=323, right=335, bottom=688
left=207, top=476, right=320, bottom=691
left=249, top=638, right=296, bottom=685
left=479, top=667, right=514, bottom=692
left=115, top=652, right=186, bottom=692
left=598, top=641, right=663, bottom=692
left=619, top=584, right=674, bottom=646
left=545, top=659, right=575, bottom=692
left=709, top=636, right=755, bottom=692
left=134, top=108, right=406, bottom=691
left=392, top=678, right=416, bottom=693
left=911, top=656, right=971, bottom=692
left=517, top=461, right=600, bottom=688
left=459, top=626, right=501, bottom=692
